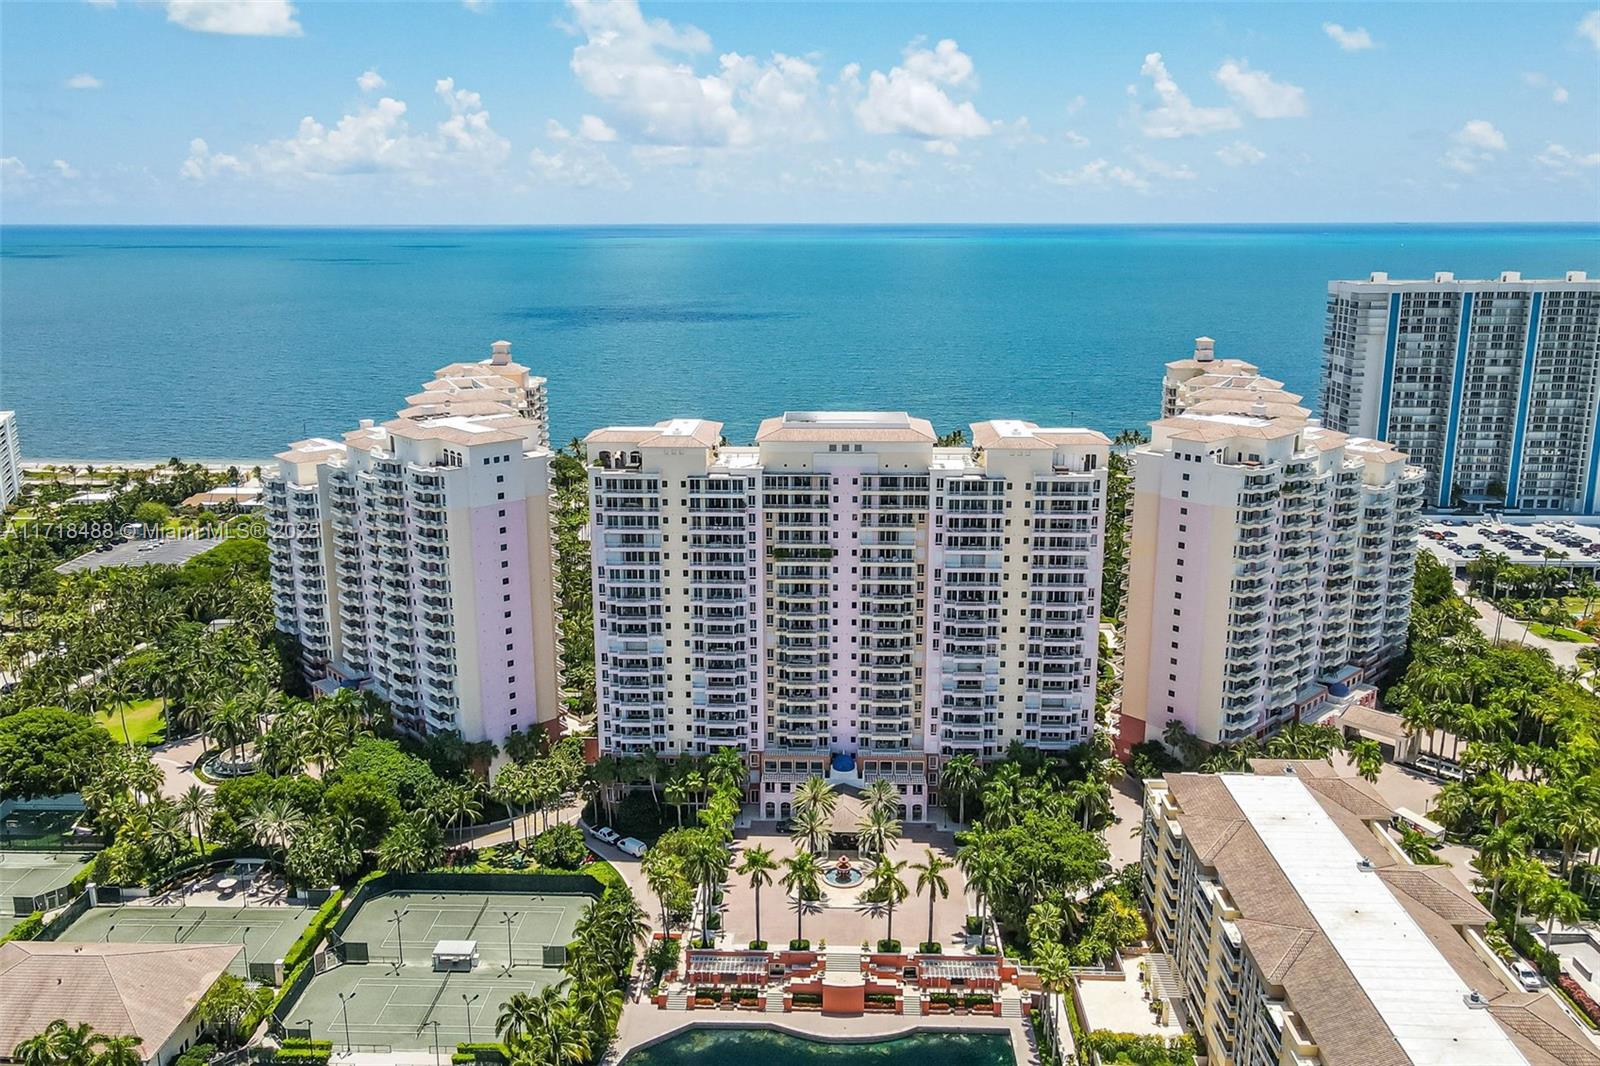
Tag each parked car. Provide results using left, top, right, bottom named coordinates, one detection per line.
left=1512, top=959, right=1544, bottom=991
left=590, top=826, right=619, bottom=846
left=616, top=836, right=648, bottom=858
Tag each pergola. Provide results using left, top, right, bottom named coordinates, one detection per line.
left=917, top=956, right=1000, bottom=989
left=685, top=950, right=772, bottom=985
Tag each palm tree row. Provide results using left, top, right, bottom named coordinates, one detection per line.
left=12, top=1021, right=145, bottom=1066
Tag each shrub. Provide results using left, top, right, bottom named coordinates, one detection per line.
left=919, top=941, right=942, bottom=954
left=173, top=1043, right=216, bottom=1066
left=789, top=938, right=811, bottom=951
left=792, top=992, right=822, bottom=1006
left=609, top=791, right=666, bottom=842
left=748, top=939, right=767, bottom=950
left=451, top=1042, right=508, bottom=1064
left=282, top=890, right=344, bottom=972
left=1, top=911, right=44, bottom=945
left=965, top=915, right=983, bottom=935
left=528, top=824, right=587, bottom=870
left=876, top=938, right=901, bottom=953
left=866, top=992, right=897, bottom=1006
left=1558, top=975, right=1600, bottom=1028
left=963, top=993, right=993, bottom=1008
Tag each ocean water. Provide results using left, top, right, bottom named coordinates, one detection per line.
left=1, top=225, right=1595, bottom=461
left=617, top=1028, right=1013, bottom=1065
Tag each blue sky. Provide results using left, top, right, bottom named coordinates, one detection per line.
left=2, top=1, right=1598, bottom=224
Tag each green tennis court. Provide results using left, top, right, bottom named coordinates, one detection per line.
left=56, top=903, right=313, bottom=978
left=1, top=851, right=90, bottom=915
left=287, top=890, right=588, bottom=1050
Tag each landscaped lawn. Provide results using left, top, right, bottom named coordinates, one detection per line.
left=1526, top=621, right=1593, bottom=644
left=99, top=697, right=167, bottom=746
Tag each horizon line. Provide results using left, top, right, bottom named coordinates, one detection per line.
left=3, top=220, right=1599, bottom=231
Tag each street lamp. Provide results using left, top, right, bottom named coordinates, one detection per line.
left=388, top=908, right=411, bottom=967
left=336, top=991, right=356, bottom=1053
left=426, top=1019, right=442, bottom=1066
left=499, top=911, right=518, bottom=971
left=240, top=927, right=251, bottom=973
left=462, top=993, right=479, bottom=1045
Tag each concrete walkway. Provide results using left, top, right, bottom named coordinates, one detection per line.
left=1459, top=585, right=1588, bottom=672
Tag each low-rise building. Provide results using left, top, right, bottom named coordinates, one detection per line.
left=1142, top=763, right=1599, bottom=1066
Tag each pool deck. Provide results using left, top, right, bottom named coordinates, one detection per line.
left=603, top=1001, right=1038, bottom=1065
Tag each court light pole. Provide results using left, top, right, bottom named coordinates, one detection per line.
left=337, top=991, right=355, bottom=1054
left=462, top=993, right=479, bottom=1044
left=500, top=911, right=517, bottom=971
left=240, top=927, right=250, bottom=972
left=389, top=908, right=411, bottom=967
left=426, top=1019, right=441, bottom=1066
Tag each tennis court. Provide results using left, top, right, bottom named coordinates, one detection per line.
left=1, top=851, right=90, bottom=916
left=288, top=889, right=588, bottom=1050
left=56, top=903, right=313, bottom=980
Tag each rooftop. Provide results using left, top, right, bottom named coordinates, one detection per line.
left=755, top=411, right=936, bottom=443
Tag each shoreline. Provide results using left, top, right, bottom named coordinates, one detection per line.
left=22, top=458, right=272, bottom=472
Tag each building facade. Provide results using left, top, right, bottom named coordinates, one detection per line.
left=586, top=412, right=1109, bottom=817
left=263, top=342, right=562, bottom=748
left=1120, top=342, right=1424, bottom=752
left=1322, top=270, right=1600, bottom=512
left=1141, top=764, right=1597, bottom=1066
left=0, top=411, right=20, bottom=511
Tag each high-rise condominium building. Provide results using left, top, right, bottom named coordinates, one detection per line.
left=1142, top=763, right=1595, bottom=1066
left=0, top=411, right=20, bottom=511
left=586, top=411, right=1108, bottom=818
left=1322, top=270, right=1600, bottom=513
left=264, top=341, right=561, bottom=747
left=1120, top=341, right=1424, bottom=753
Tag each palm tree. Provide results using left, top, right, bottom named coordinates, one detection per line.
left=1034, top=942, right=1072, bottom=1052
left=939, top=754, right=981, bottom=824
left=683, top=832, right=728, bottom=947
left=979, top=778, right=1016, bottom=829
left=663, top=777, right=689, bottom=829
left=869, top=856, right=909, bottom=946
left=1534, top=874, right=1586, bottom=948
left=911, top=848, right=952, bottom=949
left=736, top=845, right=778, bottom=946
left=956, top=823, right=1002, bottom=951
left=793, top=777, right=837, bottom=821
left=1345, top=738, right=1383, bottom=784
left=790, top=804, right=831, bottom=856
left=91, top=1034, right=144, bottom=1066
left=862, top=779, right=901, bottom=823
left=496, top=991, right=542, bottom=1045
left=1068, top=779, right=1112, bottom=832
left=176, top=785, right=213, bottom=851
left=642, top=851, right=684, bottom=935
left=244, top=796, right=305, bottom=859
left=856, top=807, right=902, bottom=860
left=780, top=851, right=823, bottom=945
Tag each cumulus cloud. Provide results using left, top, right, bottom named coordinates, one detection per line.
left=853, top=38, right=991, bottom=149
left=1063, top=129, right=1090, bottom=148
left=462, top=0, right=490, bottom=9
left=1522, top=72, right=1569, bottom=105
left=1039, top=159, right=1148, bottom=191
left=1580, top=10, right=1600, bottom=51
left=1, top=157, right=29, bottom=182
left=576, top=114, right=618, bottom=142
left=1135, top=53, right=1239, bottom=138
left=65, top=73, right=103, bottom=90
left=357, top=70, right=386, bottom=92
left=1215, top=140, right=1266, bottom=166
left=51, top=160, right=80, bottom=179
left=1442, top=119, right=1507, bottom=173
left=530, top=123, right=630, bottom=189
left=165, top=0, right=302, bottom=36
left=181, top=79, right=507, bottom=183
left=1214, top=59, right=1307, bottom=119
left=1536, top=142, right=1600, bottom=176
left=564, top=0, right=822, bottom=148
left=1322, top=23, right=1375, bottom=51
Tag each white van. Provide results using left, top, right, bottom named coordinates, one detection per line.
left=616, top=836, right=648, bottom=858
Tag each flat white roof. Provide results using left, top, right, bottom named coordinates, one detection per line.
left=1221, top=775, right=1528, bottom=1066
left=432, top=939, right=477, bottom=956
left=781, top=411, right=913, bottom=428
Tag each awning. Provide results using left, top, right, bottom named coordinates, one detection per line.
left=432, top=939, right=477, bottom=959
left=918, top=957, right=999, bottom=981
left=686, top=951, right=769, bottom=977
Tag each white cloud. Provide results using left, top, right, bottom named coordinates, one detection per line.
left=530, top=124, right=629, bottom=189
left=1536, top=142, right=1600, bottom=176
left=165, top=0, right=302, bottom=36
left=65, top=73, right=103, bottom=90
left=577, top=114, right=618, bottom=142
left=1039, top=159, right=1149, bottom=191
left=84, top=0, right=117, bottom=7
left=1133, top=152, right=1195, bottom=181
left=854, top=39, right=991, bottom=148
left=1443, top=119, right=1507, bottom=173
left=1579, top=10, right=1600, bottom=51
left=564, top=0, right=822, bottom=148
left=1214, top=59, right=1307, bottom=119
left=1522, top=72, right=1569, bottom=105
left=1215, top=140, right=1266, bottom=166
left=1065, top=94, right=1086, bottom=116
left=182, top=79, right=507, bottom=183
left=357, top=70, right=386, bottom=92
left=1063, top=129, right=1090, bottom=148
left=1, top=157, right=29, bottom=182
left=462, top=0, right=490, bottom=9
left=1135, top=52, right=1239, bottom=138
left=51, top=160, right=80, bottom=180
left=179, top=137, right=247, bottom=180
left=1322, top=23, right=1375, bottom=51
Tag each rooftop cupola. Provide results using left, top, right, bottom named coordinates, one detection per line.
left=490, top=340, right=512, bottom=366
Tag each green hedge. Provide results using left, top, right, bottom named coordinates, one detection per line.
left=282, top=888, right=344, bottom=972
left=451, top=1041, right=508, bottom=1064
left=1, top=911, right=44, bottom=945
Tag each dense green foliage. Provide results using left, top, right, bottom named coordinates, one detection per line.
left=0, top=705, right=115, bottom=798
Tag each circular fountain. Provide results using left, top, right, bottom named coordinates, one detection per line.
left=823, top=854, right=863, bottom=888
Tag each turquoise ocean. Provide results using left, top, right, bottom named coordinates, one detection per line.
left=1, top=225, right=1596, bottom=461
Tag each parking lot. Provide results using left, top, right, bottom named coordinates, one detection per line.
left=1420, top=516, right=1600, bottom=574
left=55, top=535, right=225, bottom=574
